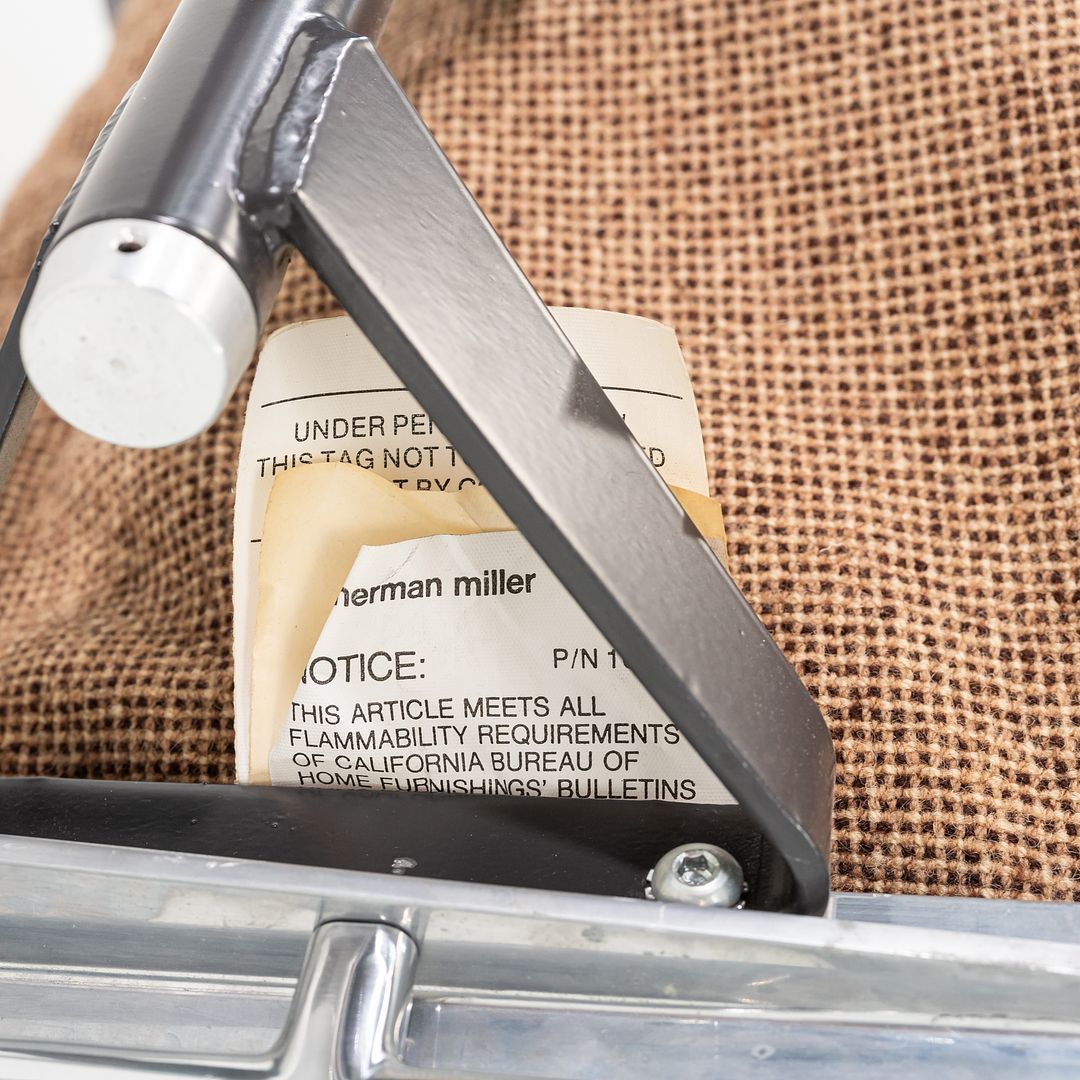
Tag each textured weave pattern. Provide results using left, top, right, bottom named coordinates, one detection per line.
left=1, top=0, right=1078, bottom=898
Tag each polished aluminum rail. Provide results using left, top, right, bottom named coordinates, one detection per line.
left=0, top=836, right=1077, bottom=1078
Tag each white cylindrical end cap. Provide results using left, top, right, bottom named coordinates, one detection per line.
left=21, top=219, right=258, bottom=448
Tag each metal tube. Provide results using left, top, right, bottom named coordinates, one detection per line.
left=52, top=0, right=389, bottom=323
left=19, top=0, right=394, bottom=447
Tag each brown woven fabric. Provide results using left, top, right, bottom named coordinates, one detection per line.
left=1, top=0, right=1078, bottom=899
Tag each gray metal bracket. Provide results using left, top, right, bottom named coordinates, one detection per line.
left=0, top=0, right=834, bottom=913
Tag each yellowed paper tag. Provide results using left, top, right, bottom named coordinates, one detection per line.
left=234, top=308, right=724, bottom=797
left=254, top=468, right=730, bottom=800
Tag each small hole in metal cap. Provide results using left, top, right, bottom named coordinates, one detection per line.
left=116, top=231, right=145, bottom=254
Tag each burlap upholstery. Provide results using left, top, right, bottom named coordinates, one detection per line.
left=1, top=0, right=1077, bottom=899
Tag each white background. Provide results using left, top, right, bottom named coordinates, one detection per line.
left=0, top=2, right=113, bottom=209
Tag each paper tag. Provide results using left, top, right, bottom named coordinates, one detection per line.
left=235, top=308, right=717, bottom=787
left=273, top=528, right=733, bottom=803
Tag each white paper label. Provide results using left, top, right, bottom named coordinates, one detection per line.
left=273, top=530, right=732, bottom=802
left=240, top=308, right=721, bottom=790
